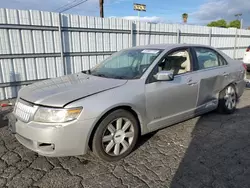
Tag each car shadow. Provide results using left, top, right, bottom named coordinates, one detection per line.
left=0, top=105, right=13, bottom=128
left=170, top=104, right=250, bottom=188
left=0, top=114, right=8, bottom=128
left=134, top=131, right=157, bottom=151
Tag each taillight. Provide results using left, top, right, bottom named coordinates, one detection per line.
left=243, top=63, right=247, bottom=70
left=0, top=103, right=13, bottom=107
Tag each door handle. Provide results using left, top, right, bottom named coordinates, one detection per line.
left=223, top=72, right=229, bottom=76
left=187, top=78, right=197, bottom=86
left=187, top=82, right=198, bottom=86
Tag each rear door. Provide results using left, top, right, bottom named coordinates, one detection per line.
left=191, top=47, right=230, bottom=113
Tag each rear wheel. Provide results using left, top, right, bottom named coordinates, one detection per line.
left=92, top=109, right=139, bottom=162
left=217, top=85, right=237, bottom=114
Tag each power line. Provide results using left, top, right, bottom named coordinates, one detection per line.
left=60, top=0, right=88, bottom=13
left=54, top=0, right=79, bottom=12
left=54, top=0, right=89, bottom=13
left=60, top=0, right=89, bottom=13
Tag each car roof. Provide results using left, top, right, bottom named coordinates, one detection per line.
left=129, top=43, right=233, bottom=61
left=131, top=43, right=214, bottom=50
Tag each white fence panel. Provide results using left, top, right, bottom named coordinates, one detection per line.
left=25, top=58, right=37, bottom=80
left=103, top=33, right=110, bottom=51
left=13, top=58, right=25, bottom=81
left=0, top=29, right=10, bottom=54
left=96, top=33, right=104, bottom=51
left=1, top=59, right=14, bottom=83
left=46, top=57, right=57, bottom=78
left=72, top=32, right=81, bottom=52
left=30, top=10, right=42, bottom=25
left=33, top=31, right=45, bottom=53
left=18, top=10, right=30, bottom=25
left=0, top=8, right=250, bottom=100
left=82, top=56, right=90, bottom=70
left=43, top=31, right=54, bottom=53
left=9, top=30, right=22, bottom=54
left=36, top=58, right=47, bottom=79
left=80, top=32, right=89, bottom=52
left=55, top=57, right=64, bottom=77
left=21, top=30, right=33, bottom=53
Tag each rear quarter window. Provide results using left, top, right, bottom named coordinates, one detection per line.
left=218, top=54, right=228, bottom=66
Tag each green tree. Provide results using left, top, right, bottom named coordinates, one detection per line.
left=207, top=19, right=227, bottom=28
left=182, top=13, right=188, bottom=23
left=228, top=20, right=241, bottom=29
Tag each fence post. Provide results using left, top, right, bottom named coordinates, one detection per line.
left=233, top=29, right=238, bottom=60
left=58, top=13, right=66, bottom=75
left=131, top=21, right=137, bottom=47
left=208, top=28, right=212, bottom=46
left=176, top=29, right=180, bottom=43
left=131, top=21, right=134, bottom=47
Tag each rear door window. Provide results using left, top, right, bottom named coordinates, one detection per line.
left=194, top=48, right=224, bottom=70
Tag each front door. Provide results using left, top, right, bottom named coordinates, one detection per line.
left=145, top=48, right=198, bottom=131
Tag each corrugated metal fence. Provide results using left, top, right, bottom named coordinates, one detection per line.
left=0, top=8, right=250, bottom=100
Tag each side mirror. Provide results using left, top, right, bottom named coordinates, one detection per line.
left=154, top=71, right=174, bottom=81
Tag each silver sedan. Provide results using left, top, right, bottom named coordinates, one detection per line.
left=12, top=44, right=246, bottom=161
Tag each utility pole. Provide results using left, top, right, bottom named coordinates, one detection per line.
left=235, top=13, right=243, bottom=29
left=99, top=0, right=104, bottom=18
left=234, top=13, right=243, bottom=60
left=133, top=3, right=146, bottom=46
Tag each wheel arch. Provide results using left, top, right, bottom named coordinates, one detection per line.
left=225, top=82, right=238, bottom=97
left=88, top=105, right=143, bottom=150
left=232, top=82, right=238, bottom=94
left=218, top=81, right=238, bottom=97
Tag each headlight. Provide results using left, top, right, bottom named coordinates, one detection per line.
left=33, top=107, right=82, bottom=123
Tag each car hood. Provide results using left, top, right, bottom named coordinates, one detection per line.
left=18, top=73, right=127, bottom=107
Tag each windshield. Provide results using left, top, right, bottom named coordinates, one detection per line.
left=89, top=49, right=163, bottom=79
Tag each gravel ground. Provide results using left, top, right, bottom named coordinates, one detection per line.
left=1, top=88, right=250, bottom=188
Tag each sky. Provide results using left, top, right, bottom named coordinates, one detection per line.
left=1, top=0, right=250, bottom=27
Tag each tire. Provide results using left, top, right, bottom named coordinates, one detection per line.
left=92, top=109, right=139, bottom=162
left=217, top=84, right=237, bottom=114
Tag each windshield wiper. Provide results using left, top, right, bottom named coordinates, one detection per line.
left=113, top=76, right=128, bottom=79
left=81, top=69, right=91, bottom=74
left=92, top=73, right=109, bottom=78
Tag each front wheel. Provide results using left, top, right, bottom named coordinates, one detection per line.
left=217, top=85, right=237, bottom=114
left=92, top=109, right=139, bottom=162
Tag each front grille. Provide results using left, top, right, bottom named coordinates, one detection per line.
left=14, top=100, right=36, bottom=122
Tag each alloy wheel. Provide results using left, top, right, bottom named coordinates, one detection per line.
left=102, top=118, right=135, bottom=156
left=224, top=86, right=236, bottom=110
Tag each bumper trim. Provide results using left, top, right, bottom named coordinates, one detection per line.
left=14, top=118, right=97, bottom=157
